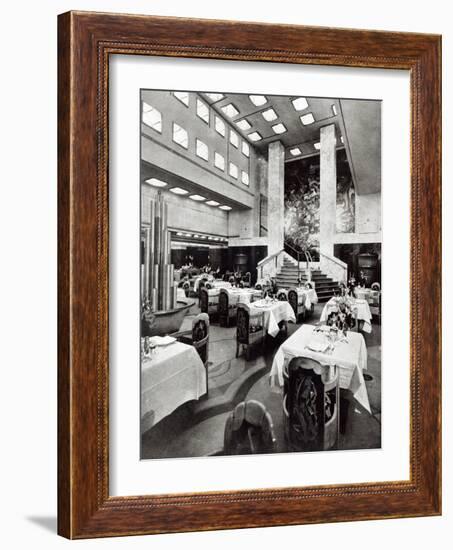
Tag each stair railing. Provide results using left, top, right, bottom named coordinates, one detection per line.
left=284, top=241, right=314, bottom=282
left=256, top=249, right=284, bottom=281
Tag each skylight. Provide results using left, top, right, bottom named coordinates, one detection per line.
left=289, top=147, right=301, bottom=156
left=206, top=200, right=220, bottom=206
left=214, top=152, right=225, bottom=171
left=241, top=171, right=249, bottom=186
left=249, top=95, right=267, bottom=106
left=229, top=162, right=238, bottom=179
left=173, top=91, right=189, bottom=106
left=219, top=205, right=232, bottom=211
left=145, top=178, right=167, bottom=187
left=196, top=139, right=209, bottom=161
left=314, top=142, right=321, bottom=150
left=236, top=119, right=251, bottom=131
left=242, top=141, right=250, bottom=157
left=300, top=113, right=315, bottom=125
left=221, top=103, right=239, bottom=118
left=262, top=108, right=277, bottom=122
left=172, top=123, right=188, bottom=148
left=292, top=97, right=308, bottom=111
left=205, top=93, right=224, bottom=102
left=142, top=103, right=162, bottom=132
left=248, top=131, right=262, bottom=142
left=272, top=123, right=287, bottom=134
left=215, top=116, right=225, bottom=137
left=169, top=187, right=189, bottom=195
left=189, top=194, right=206, bottom=202
left=196, top=99, right=209, bottom=124
left=229, top=130, right=239, bottom=148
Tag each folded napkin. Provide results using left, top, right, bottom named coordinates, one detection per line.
left=149, top=335, right=176, bottom=346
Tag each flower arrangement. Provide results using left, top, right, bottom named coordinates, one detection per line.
left=141, top=298, right=156, bottom=337
left=326, top=297, right=356, bottom=334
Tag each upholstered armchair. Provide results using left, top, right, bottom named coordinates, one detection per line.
left=236, top=303, right=265, bottom=360
left=283, top=357, right=339, bottom=452
left=223, top=400, right=277, bottom=455
left=288, top=288, right=306, bottom=322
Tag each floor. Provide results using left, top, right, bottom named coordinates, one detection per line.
left=141, top=302, right=382, bottom=459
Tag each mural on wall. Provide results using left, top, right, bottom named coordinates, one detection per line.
left=284, top=150, right=355, bottom=258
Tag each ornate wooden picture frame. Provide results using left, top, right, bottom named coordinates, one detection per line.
left=58, top=11, right=441, bottom=539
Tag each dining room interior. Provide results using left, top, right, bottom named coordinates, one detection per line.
left=140, top=89, right=382, bottom=459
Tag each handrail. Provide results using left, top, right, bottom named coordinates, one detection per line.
left=319, top=250, right=347, bottom=268
left=257, top=249, right=283, bottom=267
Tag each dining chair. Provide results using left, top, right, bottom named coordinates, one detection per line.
left=288, top=288, right=306, bottom=322
left=277, top=289, right=288, bottom=301
left=223, top=400, right=277, bottom=455
left=236, top=302, right=265, bottom=360
left=283, top=357, right=339, bottom=452
left=218, top=288, right=235, bottom=327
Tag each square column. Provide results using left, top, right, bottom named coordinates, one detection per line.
left=267, top=141, right=285, bottom=255
left=319, top=124, right=337, bottom=257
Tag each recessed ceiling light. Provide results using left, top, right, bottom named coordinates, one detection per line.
left=248, top=131, right=262, bottom=142
left=145, top=178, right=167, bottom=187
left=221, top=103, right=239, bottom=118
left=262, top=108, right=277, bottom=122
left=170, top=187, right=189, bottom=195
left=206, top=200, right=220, bottom=206
left=219, top=205, right=232, bottom=211
left=205, top=93, right=224, bottom=101
left=331, top=104, right=338, bottom=116
left=176, top=232, right=183, bottom=236
left=300, top=113, right=315, bottom=125
left=289, top=147, right=302, bottom=156
left=184, top=233, right=192, bottom=237
left=314, top=142, right=321, bottom=150
left=292, top=97, right=308, bottom=111
left=272, top=123, right=287, bottom=134
left=249, top=95, right=267, bottom=106
left=236, top=119, right=251, bottom=131
left=189, top=194, right=206, bottom=201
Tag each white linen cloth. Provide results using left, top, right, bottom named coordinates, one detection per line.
left=141, top=341, right=206, bottom=433
left=269, top=324, right=370, bottom=412
left=248, top=299, right=296, bottom=337
left=319, top=297, right=373, bottom=333
left=193, top=275, right=213, bottom=293
left=224, top=287, right=263, bottom=305
left=176, top=288, right=187, bottom=302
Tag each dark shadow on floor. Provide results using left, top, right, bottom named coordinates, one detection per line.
left=26, top=515, right=57, bottom=533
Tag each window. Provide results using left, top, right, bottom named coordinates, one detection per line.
left=142, top=102, right=162, bottom=132
left=242, top=141, right=250, bottom=157
left=241, top=171, right=249, bottom=186
left=196, top=139, right=209, bottom=161
left=172, top=123, right=188, bottom=148
left=173, top=91, right=189, bottom=106
left=221, top=103, right=239, bottom=118
left=196, top=99, right=209, bottom=124
left=262, top=108, right=277, bottom=121
left=300, top=113, right=315, bottom=125
left=236, top=119, right=251, bottom=131
left=292, top=97, right=309, bottom=111
left=229, top=162, right=238, bottom=179
left=214, top=152, right=225, bottom=171
left=215, top=116, right=225, bottom=136
left=248, top=131, right=262, bottom=142
left=229, top=130, right=239, bottom=148
left=249, top=95, right=267, bottom=106
left=205, top=93, right=224, bottom=102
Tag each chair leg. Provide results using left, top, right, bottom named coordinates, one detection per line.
left=246, top=346, right=251, bottom=361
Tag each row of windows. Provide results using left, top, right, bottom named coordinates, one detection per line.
left=142, top=100, right=250, bottom=185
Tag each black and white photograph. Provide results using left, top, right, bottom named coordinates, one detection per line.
left=140, top=89, right=382, bottom=459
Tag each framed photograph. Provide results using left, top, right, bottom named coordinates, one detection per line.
left=58, top=11, right=441, bottom=538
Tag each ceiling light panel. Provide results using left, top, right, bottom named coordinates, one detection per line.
left=289, top=147, right=301, bottom=156
left=248, top=131, right=262, bottom=142
left=189, top=194, right=206, bottom=201
left=249, top=95, right=267, bottom=106
left=292, top=97, right=308, bottom=111
left=145, top=178, right=167, bottom=187
left=262, top=108, right=277, bottom=122
left=221, top=103, right=239, bottom=118
left=272, top=123, right=287, bottom=134
left=205, top=93, right=224, bottom=101
left=300, top=113, right=315, bottom=125
left=170, top=187, right=189, bottom=195
left=235, top=119, right=251, bottom=131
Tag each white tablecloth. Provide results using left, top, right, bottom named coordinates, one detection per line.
left=141, top=341, right=206, bottom=433
left=320, top=297, right=373, bottom=333
left=224, top=287, right=263, bottom=305
left=193, top=276, right=213, bottom=293
left=176, top=288, right=187, bottom=302
left=269, top=324, right=370, bottom=412
left=249, top=299, right=296, bottom=337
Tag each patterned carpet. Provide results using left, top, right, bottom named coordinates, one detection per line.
left=141, top=303, right=381, bottom=459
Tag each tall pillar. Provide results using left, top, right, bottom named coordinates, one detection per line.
left=319, top=124, right=337, bottom=257
left=267, top=141, right=285, bottom=255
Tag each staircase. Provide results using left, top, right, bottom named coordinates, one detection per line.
left=276, top=257, right=340, bottom=303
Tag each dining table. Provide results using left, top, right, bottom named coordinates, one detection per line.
left=319, top=296, right=373, bottom=333
left=248, top=298, right=296, bottom=338
left=269, top=324, right=371, bottom=413
left=141, top=339, right=207, bottom=433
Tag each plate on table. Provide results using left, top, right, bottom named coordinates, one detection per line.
left=149, top=336, right=176, bottom=347
left=306, top=335, right=330, bottom=353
